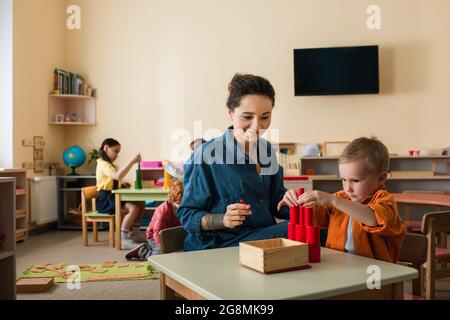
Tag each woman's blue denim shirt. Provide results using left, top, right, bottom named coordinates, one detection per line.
left=177, top=127, right=289, bottom=251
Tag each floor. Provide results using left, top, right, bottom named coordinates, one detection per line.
left=16, top=230, right=450, bottom=300
left=16, top=230, right=160, bottom=300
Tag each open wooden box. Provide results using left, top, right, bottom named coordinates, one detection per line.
left=239, top=238, right=310, bottom=274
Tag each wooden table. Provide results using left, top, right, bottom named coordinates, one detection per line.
left=392, top=193, right=450, bottom=207
left=148, top=246, right=417, bottom=300
left=112, top=188, right=169, bottom=250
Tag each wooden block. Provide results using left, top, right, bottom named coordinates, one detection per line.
left=91, top=269, right=108, bottom=273
left=33, top=263, right=50, bottom=269
left=30, top=268, right=46, bottom=273
left=239, top=238, right=310, bottom=274
left=101, top=261, right=116, bottom=268
left=17, top=278, right=54, bottom=293
left=115, top=263, right=129, bottom=268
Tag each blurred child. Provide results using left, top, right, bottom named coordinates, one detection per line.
left=162, top=138, right=205, bottom=181
left=279, top=137, right=405, bottom=263
left=125, top=180, right=183, bottom=260
left=96, top=138, right=145, bottom=250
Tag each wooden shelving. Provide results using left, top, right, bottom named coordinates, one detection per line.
left=48, top=94, right=96, bottom=126
left=299, top=156, right=450, bottom=194
left=0, top=177, right=17, bottom=299
left=0, top=169, right=28, bottom=242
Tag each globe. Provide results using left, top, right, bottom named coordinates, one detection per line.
left=63, top=145, right=86, bottom=175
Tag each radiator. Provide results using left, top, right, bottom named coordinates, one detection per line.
left=30, top=176, right=58, bottom=225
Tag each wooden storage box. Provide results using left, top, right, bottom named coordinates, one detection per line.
left=239, top=238, right=310, bottom=274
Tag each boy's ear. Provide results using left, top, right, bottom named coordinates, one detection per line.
left=378, top=172, right=388, bottom=186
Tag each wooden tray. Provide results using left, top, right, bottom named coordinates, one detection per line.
left=239, top=238, right=310, bottom=274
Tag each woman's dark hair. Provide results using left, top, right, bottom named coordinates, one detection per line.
left=99, top=138, right=120, bottom=163
left=226, top=73, right=275, bottom=111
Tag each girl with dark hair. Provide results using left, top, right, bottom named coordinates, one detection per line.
left=96, top=138, right=145, bottom=250
left=177, top=73, right=289, bottom=251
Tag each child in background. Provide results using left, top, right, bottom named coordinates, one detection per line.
left=162, top=138, right=206, bottom=181
left=125, top=180, right=183, bottom=260
left=278, top=137, right=405, bottom=263
left=96, top=138, right=146, bottom=250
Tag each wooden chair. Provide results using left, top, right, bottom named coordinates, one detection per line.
left=398, top=233, right=428, bottom=299
left=159, top=226, right=186, bottom=254
left=81, top=186, right=115, bottom=247
left=403, top=190, right=449, bottom=231
left=421, top=210, right=450, bottom=299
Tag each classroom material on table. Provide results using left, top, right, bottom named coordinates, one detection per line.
left=18, top=262, right=157, bottom=283
left=148, top=246, right=418, bottom=300
left=16, top=277, right=54, bottom=293
left=288, top=188, right=321, bottom=263
left=239, top=238, right=310, bottom=274
left=135, top=162, right=142, bottom=189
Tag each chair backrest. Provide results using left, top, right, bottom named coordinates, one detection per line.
left=421, top=211, right=450, bottom=235
left=82, top=186, right=99, bottom=200
left=399, top=233, right=428, bottom=265
left=159, top=226, right=186, bottom=254
left=81, top=186, right=99, bottom=213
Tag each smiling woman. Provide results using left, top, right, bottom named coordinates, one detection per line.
left=177, top=73, right=290, bottom=251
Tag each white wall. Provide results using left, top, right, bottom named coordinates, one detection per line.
left=0, top=0, right=13, bottom=168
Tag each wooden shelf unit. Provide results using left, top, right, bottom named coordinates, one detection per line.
left=299, top=156, right=450, bottom=194
left=0, top=169, right=28, bottom=241
left=0, top=177, right=17, bottom=299
left=48, top=94, right=96, bottom=125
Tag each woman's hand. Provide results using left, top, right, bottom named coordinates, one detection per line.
left=277, top=189, right=299, bottom=211
left=223, top=203, right=252, bottom=229
left=298, top=190, right=335, bottom=207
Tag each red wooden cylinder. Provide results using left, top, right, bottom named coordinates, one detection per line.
left=289, top=206, right=298, bottom=225
left=299, top=206, right=304, bottom=226
left=295, top=224, right=306, bottom=243
left=308, top=244, right=321, bottom=263
left=306, top=226, right=320, bottom=245
left=304, top=207, right=312, bottom=226
left=288, top=223, right=296, bottom=240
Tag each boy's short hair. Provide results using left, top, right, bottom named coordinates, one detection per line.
left=338, top=137, right=389, bottom=173
left=168, top=180, right=183, bottom=204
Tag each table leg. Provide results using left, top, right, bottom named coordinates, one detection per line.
left=160, top=273, right=176, bottom=300
left=115, top=194, right=121, bottom=250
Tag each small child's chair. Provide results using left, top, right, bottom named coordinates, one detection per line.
left=81, top=186, right=115, bottom=247
left=421, top=210, right=450, bottom=300
left=159, top=226, right=186, bottom=254
left=398, top=232, right=428, bottom=299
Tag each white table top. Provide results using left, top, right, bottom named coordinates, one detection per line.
left=148, top=246, right=418, bottom=300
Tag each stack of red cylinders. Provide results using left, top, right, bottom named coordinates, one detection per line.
left=295, top=188, right=306, bottom=243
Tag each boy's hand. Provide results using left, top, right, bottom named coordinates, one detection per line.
left=277, top=189, right=298, bottom=211
left=298, top=190, right=335, bottom=207
left=223, top=203, right=252, bottom=229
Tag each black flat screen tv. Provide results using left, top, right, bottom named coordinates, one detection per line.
left=294, top=45, right=379, bottom=96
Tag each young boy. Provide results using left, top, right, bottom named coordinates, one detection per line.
left=279, top=137, right=405, bottom=263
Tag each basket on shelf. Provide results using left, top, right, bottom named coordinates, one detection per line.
left=68, top=205, right=82, bottom=226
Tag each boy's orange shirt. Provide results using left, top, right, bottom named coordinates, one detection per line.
left=313, top=187, right=405, bottom=263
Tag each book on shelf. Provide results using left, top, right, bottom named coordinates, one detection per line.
left=53, top=68, right=91, bottom=96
